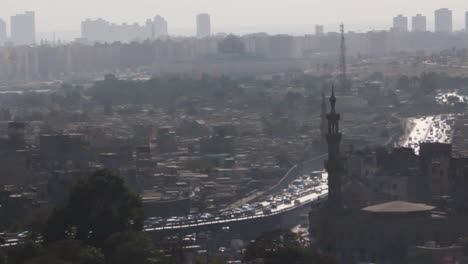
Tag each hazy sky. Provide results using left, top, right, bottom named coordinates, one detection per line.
left=1, top=0, right=468, bottom=34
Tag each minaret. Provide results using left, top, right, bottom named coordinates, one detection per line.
left=320, top=90, right=328, bottom=146
left=325, top=86, right=343, bottom=211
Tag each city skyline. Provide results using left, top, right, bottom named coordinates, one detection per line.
left=1, top=0, right=468, bottom=35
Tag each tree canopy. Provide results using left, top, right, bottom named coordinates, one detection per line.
left=103, top=232, right=166, bottom=264
left=25, top=240, right=104, bottom=264
left=43, top=170, right=144, bottom=248
left=90, top=75, right=240, bottom=108
left=244, top=230, right=336, bottom=264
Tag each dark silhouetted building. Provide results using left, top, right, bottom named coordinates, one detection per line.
left=311, top=90, right=456, bottom=263
left=449, top=157, right=468, bottom=216
left=39, top=134, right=89, bottom=170
left=135, top=146, right=152, bottom=169
left=325, top=87, right=343, bottom=211
left=133, top=124, right=153, bottom=146
left=200, top=126, right=235, bottom=155
left=409, top=242, right=464, bottom=264
left=7, top=122, right=25, bottom=150
left=156, top=127, right=178, bottom=153
left=320, top=91, right=328, bottom=148
left=10, top=11, right=35, bottom=45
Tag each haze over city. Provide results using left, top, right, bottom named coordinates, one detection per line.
left=1, top=0, right=468, bottom=36
left=3, top=1, right=468, bottom=264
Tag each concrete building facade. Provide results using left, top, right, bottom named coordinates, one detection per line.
left=10, top=11, right=35, bottom=45
left=393, top=15, right=409, bottom=32
left=412, top=14, right=427, bottom=32
left=0, top=19, right=7, bottom=45
left=197, top=13, right=211, bottom=38
left=435, top=8, right=453, bottom=33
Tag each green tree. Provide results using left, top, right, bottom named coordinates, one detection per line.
left=397, top=75, right=410, bottom=91
left=193, top=256, right=223, bottom=264
left=0, top=250, right=6, bottom=264
left=25, top=240, right=104, bottom=264
left=103, top=232, right=166, bottom=264
left=419, top=72, right=439, bottom=94
left=5, top=241, right=41, bottom=264
left=244, top=230, right=336, bottom=264
left=44, top=170, right=144, bottom=248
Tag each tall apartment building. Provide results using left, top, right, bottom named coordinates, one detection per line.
left=10, top=11, right=35, bottom=45
left=0, top=19, right=7, bottom=45
left=465, top=11, right=468, bottom=31
left=153, top=15, right=168, bottom=37
left=435, top=8, right=453, bottom=33
left=412, top=14, right=427, bottom=32
left=393, top=15, right=409, bottom=32
left=197, top=13, right=211, bottom=38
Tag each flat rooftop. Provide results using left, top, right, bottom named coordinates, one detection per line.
left=362, top=201, right=435, bottom=213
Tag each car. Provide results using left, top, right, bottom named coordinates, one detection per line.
left=201, top=213, right=212, bottom=219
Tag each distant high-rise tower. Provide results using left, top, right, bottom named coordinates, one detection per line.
left=412, top=14, right=427, bottom=32
left=325, top=87, right=343, bottom=211
left=435, top=8, right=453, bottom=33
left=465, top=11, right=468, bottom=31
left=153, top=15, right=168, bottom=37
left=10, top=11, right=35, bottom=45
left=81, top=18, right=110, bottom=43
left=315, top=25, right=324, bottom=36
left=197, top=13, right=211, bottom=38
left=393, top=15, right=409, bottom=32
left=0, top=18, right=6, bottom=45
left=339, top=24, right=348, bottom=92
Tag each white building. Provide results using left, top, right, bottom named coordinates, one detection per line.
left=435, top=8, right=453, bottom=33
left=10, top=11, right=35, bottom=45
left=412, top=14, right=427, bottom=32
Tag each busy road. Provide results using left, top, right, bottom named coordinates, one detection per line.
left=144, top=171, right=328, bottom=231
left=401, top=114, right=455, bottom=155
